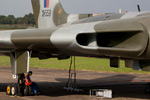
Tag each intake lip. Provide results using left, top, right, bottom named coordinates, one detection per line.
left=76, top=29, right=148, bottom=57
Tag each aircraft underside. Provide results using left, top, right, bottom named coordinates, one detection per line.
left=0, top=12, right=150, bottom=73
left=2, top=0, right=150, bottom=97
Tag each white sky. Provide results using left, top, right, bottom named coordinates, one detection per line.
left=0, top=0, right=150, bottom=17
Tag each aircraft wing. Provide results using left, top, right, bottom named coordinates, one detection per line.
left=0, top=14, right=150, bottom=71
left=1, top=0, right=150, bottom=77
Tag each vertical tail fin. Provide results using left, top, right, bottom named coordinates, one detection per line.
left=31, top=0, right=68, bottom=28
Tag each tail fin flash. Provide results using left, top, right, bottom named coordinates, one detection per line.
left=31, top=0, right=68, bottom=28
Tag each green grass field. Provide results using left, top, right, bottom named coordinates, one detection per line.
left=0, top=56, right=149, bottom=74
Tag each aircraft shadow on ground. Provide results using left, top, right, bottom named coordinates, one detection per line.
left=0, top=74, right=150, bottom=99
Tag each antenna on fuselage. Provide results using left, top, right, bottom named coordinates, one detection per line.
left=137, top=5, right=141, bottom=12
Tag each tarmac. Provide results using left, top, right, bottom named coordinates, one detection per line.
left=0, top=67, right=150, bottom=100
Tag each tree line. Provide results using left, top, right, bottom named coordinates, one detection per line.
left=0, top=13, right=35, bottom=25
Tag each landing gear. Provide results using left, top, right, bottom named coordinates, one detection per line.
left=7, top=51, right=37, bottom=96
left=6, top=73, right=35, bottom=96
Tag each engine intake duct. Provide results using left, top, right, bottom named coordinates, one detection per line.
left=76, top=30, right=148, bottom=57
left=76, top=18, right=149, bottom=57
left=97, top=31, right=138, bottom=47
left=77, top=31, right=140, bottom=47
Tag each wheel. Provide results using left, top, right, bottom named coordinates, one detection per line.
left=17, top=85, right=21, bottom=93
left=6, top=85, right=12, bottom=95
left=28, top=86, right=33, bottom=96
left=17, top=85, right=23, bottom=96
left=24, top=85, right=29, bottom=96
left=11, top=85, right=18, bottom=96
left=145, top=83, right=150, bottom=93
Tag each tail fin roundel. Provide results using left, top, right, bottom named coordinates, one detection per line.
left=31, top=0, right=68, bottom=28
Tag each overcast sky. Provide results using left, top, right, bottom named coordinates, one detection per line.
left=0, top=0, right=150, bottom=17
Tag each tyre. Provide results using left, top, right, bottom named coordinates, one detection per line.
left=17, top=85, right=21, bottom=93
left=28, top=86, right=32, bottom=96
left=6, top=85, right=12, bottom=95
left=11, top=85, right=18, bottom=96
left=17, top=85, right=23, bottom=96
left=24, top=85, right=29, bottom=96
left=145, top=83, right=150, bottom=93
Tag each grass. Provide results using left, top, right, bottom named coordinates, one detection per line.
left=0, top=56, right=149, bottom=74
left=0, top=24, right=32, bottom=30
